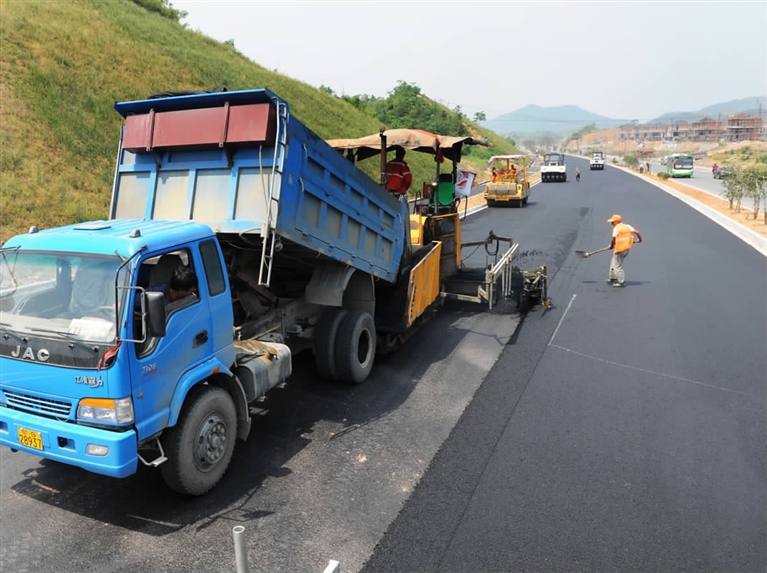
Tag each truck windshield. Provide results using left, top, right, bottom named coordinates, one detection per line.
left=0, top=251, right=127, bottom=344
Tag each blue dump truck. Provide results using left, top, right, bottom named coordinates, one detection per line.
left=0, top=88, right=525, bottom=495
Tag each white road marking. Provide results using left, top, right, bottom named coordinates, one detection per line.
left=548, top=293, right=576, bottom=346
left=549, top=343, right=749, bottom=396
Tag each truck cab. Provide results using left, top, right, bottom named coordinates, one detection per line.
left=0, top=220, right=240, bottom=492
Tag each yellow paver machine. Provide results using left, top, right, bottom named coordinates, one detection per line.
left=485, top=155, right=531, bottom=207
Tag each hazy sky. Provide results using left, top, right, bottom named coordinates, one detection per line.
left=173, top=1, right=767, bottom=122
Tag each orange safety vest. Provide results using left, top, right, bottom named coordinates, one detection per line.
left=613, top=223, right=634, bottom=253
left=386, top=160, right=413, bottom=194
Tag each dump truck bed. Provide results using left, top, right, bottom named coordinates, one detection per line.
left=112, top=89, right=407, bottom=283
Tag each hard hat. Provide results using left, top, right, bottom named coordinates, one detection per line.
left=607, top=214, right=622, bottom=223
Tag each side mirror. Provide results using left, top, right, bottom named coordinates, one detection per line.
left=145, top=291, right=166, bottom=338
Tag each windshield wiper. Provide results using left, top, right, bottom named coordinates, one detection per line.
left=0, top=247, right=20, bottom=291
left=0, top=322, right=29, bottom=344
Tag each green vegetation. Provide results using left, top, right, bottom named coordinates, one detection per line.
left=622, top=152, right=640, bottom=169
left=129, top=0, right=187, bottom=22
left=320, top=80, right=519, bottom=167
left=720, top=165, right=767, bottom=222
left=323, top=81, right=470, bottom=137
left=710, top=145, right=767, bottom=170
left=0, top=0, right=517, bottom=241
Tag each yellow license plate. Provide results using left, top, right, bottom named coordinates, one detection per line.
left=17, top=427, right=43, bottom=451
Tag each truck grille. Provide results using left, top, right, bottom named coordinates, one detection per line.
left=4, top=391, right=73, bottom=418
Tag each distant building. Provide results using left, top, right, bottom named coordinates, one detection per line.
left=690, top=117, right=722, bottom=142
left=619, top=113, right=764, bottom=143
left=725, top=113, right=761, bottom=142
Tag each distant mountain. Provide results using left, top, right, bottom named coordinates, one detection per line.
left=482, top=104, right=624, bottom=136
left=647, top=96, right=767, bottom=124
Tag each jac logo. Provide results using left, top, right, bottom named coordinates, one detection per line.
left=11, top=346, right=50, bottom=362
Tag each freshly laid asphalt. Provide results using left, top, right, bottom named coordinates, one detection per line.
left=362, top=157, right=766, bottom=572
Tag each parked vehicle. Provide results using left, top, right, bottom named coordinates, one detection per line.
left=0, top=88, right=529, bottom=495
left=484, top=155, right=531, bottom=207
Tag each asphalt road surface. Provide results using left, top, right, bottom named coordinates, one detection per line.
left=362, top=157, right=766, bottom=573
left=2, top=158, right=764, bottom=573
left=648, top=160, right=757, bottom=211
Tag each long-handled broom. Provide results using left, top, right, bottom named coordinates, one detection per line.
left=574, top=246, right=611, bottom=258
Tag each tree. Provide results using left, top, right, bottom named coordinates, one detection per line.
left=319, top=85, right=336, bottom=96
left=473, top=111, right=487, bottom=123
left=743, top=165, right=767, bottom=221
left=623, top=152, right=639, bottom=169
left=130, top=0, right=187, bottom=23
left=721, top=170, right=745, bottom=211
left=366, top=81, right=468, bottom=136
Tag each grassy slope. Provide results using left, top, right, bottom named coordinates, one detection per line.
left=0, top=0, right=516, bottom=241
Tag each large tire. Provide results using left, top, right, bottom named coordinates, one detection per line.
left=314, top=308, right=348, bottom=380
left=334, top=310, right=376, bottom=384
left=161, top=385, right=237, bottom=496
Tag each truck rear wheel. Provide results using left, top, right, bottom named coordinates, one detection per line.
left=314, top=308, right=348, bottom=379
left=334, top=310, right=376, bottom=384
left=161, top=385, right=237, bottom=496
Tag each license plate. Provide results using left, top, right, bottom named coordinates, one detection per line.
left=17, top=427, right=43, bottom=451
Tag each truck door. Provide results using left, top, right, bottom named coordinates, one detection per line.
left=130, top=246, right=215, bottom=442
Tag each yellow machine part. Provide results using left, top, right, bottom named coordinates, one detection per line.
left=405, top=241, right=442, bottom=328
left=410, top=214, right=426, bottom=248
left=484, top=181, right=529, bottom=201
left=411, top=212, right=461, bottom=268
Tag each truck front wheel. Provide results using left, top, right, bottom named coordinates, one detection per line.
left=334, top=310, right=376, bottom=384
left=161, top=385, right=237, bottom=496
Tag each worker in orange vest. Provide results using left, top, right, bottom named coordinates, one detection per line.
left=606, top=214, right=643, bottom=287
left=385, top=146, right=413, bottom=197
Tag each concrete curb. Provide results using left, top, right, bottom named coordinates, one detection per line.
left=611, top=164, right=767, bottom=257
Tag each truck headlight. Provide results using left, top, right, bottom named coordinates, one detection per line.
left=77, top=397, right=134, bottom=425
